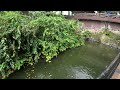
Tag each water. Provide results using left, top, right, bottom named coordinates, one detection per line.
left=8, top=42, right=119, bottom=79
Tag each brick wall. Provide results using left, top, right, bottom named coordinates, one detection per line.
left=80, top=20, right=120, bottom=31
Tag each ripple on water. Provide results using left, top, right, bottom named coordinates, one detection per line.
left=70, top=67, right=93, bottom=79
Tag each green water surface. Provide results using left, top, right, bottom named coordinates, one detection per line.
left=8, top=42, right=119, bottom=79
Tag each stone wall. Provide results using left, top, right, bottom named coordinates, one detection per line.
left=80, top=20, right=120, bottom=31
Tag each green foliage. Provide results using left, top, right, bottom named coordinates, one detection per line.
left=0, top=11, right=89, bottom=79
left=80, top=31, right=92, bottom=39
left=101, top=30, right=120, bottom=40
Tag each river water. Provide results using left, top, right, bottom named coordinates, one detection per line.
left=8, top=42, right=119, bottom=79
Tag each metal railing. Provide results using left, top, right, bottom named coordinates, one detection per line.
left=97, top=51, right=120, bottom=79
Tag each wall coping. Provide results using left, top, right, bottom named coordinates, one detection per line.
left=74, top=13, right=120, bottom=23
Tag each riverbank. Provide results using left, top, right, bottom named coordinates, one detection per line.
left=87, top=29, right=120, bottom=50
left=111, top=63, right=120, bottom=79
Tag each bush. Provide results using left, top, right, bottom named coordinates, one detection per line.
left=0, top=11, right=88, bottom=79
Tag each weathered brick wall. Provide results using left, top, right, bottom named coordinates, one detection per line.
left=65, top=14, right=120, bottom=31
left=80, top=20, right=120, bottom=31
left=108, top=22, right=120, bottom=31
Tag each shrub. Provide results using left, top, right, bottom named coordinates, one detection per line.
left=0, top=11, right=89, bottom=79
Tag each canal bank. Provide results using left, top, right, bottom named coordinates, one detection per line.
left=111, top=64, right=120, bottom=79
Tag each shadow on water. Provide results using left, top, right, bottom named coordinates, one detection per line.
left=8, top=42, right=119, bottom=79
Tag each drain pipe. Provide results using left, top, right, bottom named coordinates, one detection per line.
left=97, top=51, right=120, bottom=79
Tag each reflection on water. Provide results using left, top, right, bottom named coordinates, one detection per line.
left=8, top=42, right=119, bottom=79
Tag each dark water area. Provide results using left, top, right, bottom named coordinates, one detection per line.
left=8, top=42, right=119, bottom=79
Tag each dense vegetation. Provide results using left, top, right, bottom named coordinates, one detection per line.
left=0, top=11, right=90, bottom=79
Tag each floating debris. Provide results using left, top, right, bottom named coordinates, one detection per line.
left=49, top=61, right=51, bottom=63
left=31, top=70, right=34, bottom=72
